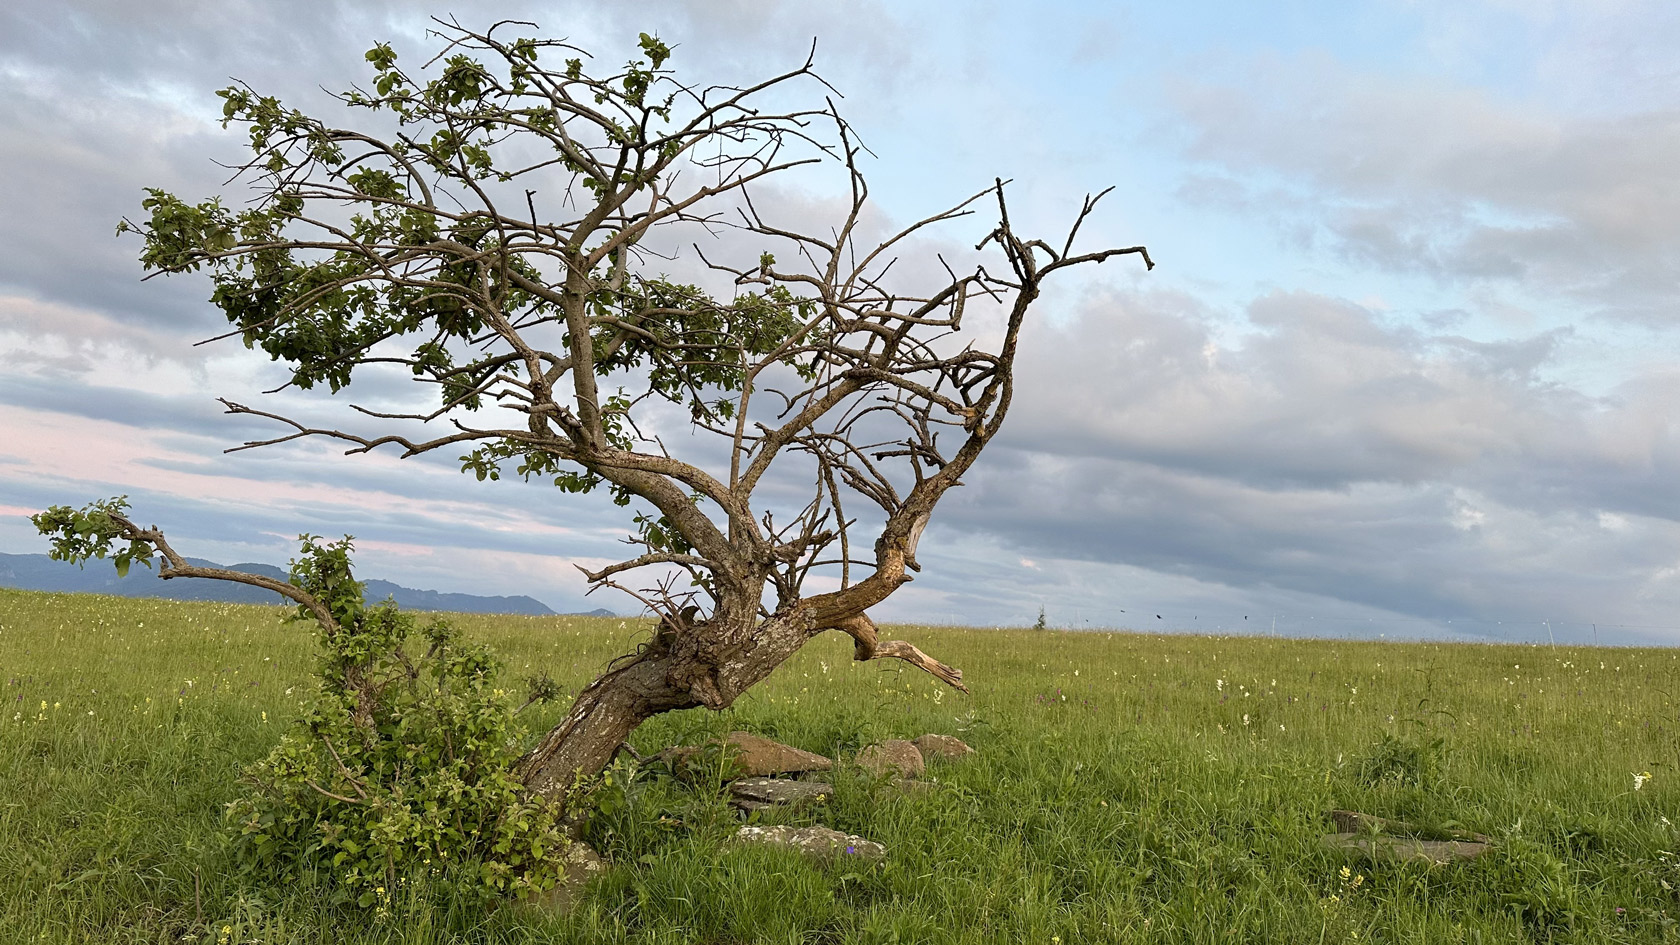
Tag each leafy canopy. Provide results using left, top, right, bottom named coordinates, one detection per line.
left=116, top=28, right=815, bottom=423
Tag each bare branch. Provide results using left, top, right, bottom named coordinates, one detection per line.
left=96, top=512, right=338, bottom=631
left=828, top=614, right=967, bottom=693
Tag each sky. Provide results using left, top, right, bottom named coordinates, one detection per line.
left=3, top=0, right=1679, bottom=645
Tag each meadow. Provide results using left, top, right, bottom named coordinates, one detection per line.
left=2, top=586, right=1677, bottom=944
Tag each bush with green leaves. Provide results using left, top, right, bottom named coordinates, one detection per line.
left=32, top=498, right=573, bottom=906
left=225, top=535, right=573, bottom=905
left=1356, top=730, right=1449, bottom=788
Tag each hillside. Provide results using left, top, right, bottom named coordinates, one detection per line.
left=0, top=552, right=614, bottom=617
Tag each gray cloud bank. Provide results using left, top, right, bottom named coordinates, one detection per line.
left=928, top=285, right=1680, bottom=640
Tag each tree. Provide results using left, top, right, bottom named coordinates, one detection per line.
left=45, top=20, right=1150, bottom=803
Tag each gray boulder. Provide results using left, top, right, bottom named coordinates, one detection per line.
left=729, top=777, right=834, bottom=812
left=1329, top=809, right=1488, bottom=842
left=855, top=739, right=924, bottom=778
left=1322, top=808, right=1492, bottom=864
left=733, top=824, right=886, bottom=864
left=532, top=840, right=606, bottom=911
left=1323, top=833, right=1491, bottom=864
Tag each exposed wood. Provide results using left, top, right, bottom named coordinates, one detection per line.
left=829, top=613, right=967, bottom=693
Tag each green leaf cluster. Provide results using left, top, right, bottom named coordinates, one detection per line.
left=216, top=86, right=344, bottom=172
left=595, top=277, right=818, bottom=423
left=31, top=496, right=154, bottom=578
left=225, top=536, right=573, bottom=905
left=122, top=30, right=827, bottom=525
left=128, top=181, right=555, bottom=394
left=619, top=33, right=673, bottom=112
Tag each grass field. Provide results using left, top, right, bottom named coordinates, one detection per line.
left=2, top=587, right=1677, bottom=943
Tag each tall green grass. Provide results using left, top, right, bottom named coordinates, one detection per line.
left=2, top=587, right=1676, bottom=943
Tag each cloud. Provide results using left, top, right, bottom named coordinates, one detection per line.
left=0, top=295, right=204, bottom=376
left=1168, top=52, right=1680, bottom=324
left=920, top=283, right=1680, bottom=633
left=999, top=286, right=1593, bottom=490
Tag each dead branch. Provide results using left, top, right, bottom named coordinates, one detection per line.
left=829, top=614, right=967, bottom=693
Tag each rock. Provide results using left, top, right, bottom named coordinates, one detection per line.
left=912, top=734, right=975, bottom=761
left=1322, top=832, right=1491, bottom=865
left=532, top=840, right=606, bottom=911
left=733, top=824, right=886, bottom=864
left=662, top=731, right=833, bottom=778
left=855, top=739, right=925, bottom=778
left=729, top=777, right=833, bottom=812
left=721, top=732, right=834, bottom=776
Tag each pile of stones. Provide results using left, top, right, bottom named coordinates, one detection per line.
left=545, top=730, right=976, bottom=906
left=658, top=730, right=976, bottom=863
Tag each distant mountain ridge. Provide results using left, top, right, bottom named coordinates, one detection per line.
left=0, top=553, right=615, bottom=618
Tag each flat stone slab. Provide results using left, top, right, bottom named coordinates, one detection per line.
left=734, top=824, right=886, bottom=864
left=912, top=734, right=975, bottom=760
left=729, top=777, right=833, bottom=812
left=662, top=731, right=833, bottom=778
left=856, top=739, right=925, bottom=778
left=1322, top=833, right=1491, bottom=864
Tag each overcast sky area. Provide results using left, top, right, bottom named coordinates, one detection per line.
left=3, top=0, right=1679, bottom=645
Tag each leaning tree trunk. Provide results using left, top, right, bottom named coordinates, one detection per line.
left=515, top=604, right=816, bottom=800
left=515, top=550, right=966, bottom=802
left=514, top=650, right=700, bottom=799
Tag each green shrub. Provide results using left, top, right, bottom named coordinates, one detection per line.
left=223, top=536, right=571, bottom=907
left=1356, top=731, right=1448, bottom=787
